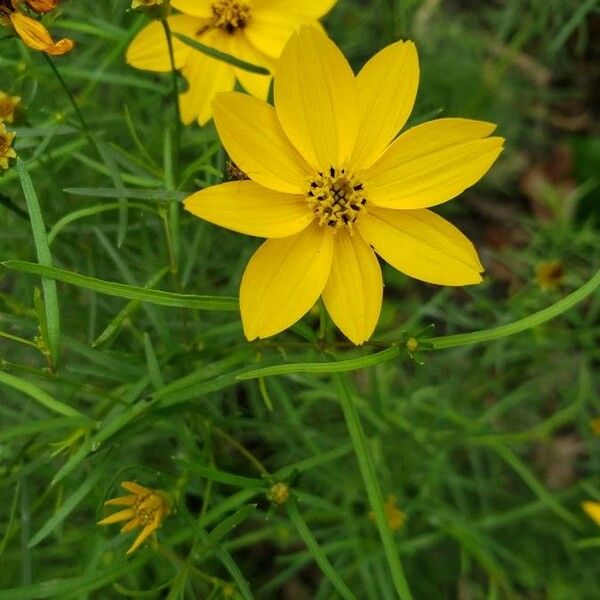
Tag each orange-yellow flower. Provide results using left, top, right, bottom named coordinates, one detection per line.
left=126, top=0, right=337, bottom=125
left=0, top=92, right=20, bottom=123
left=98, top=481, right=171, bottom=554
left=0, top=123, right=17, bottom=170
left=184, top=27, right=504, bottom=344
left=0, top=0, right=73, bottom=55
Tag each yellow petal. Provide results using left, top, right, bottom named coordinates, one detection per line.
left=213, top=92, right=313, bottom=194
left=10, top=13, right=73, bottom=55
left=357, top=208, right=483, bottom=286
left=184, top=180, right=313, bottom=238
left=97, top=509, right=135, bottom=525
left=170, top=0, right=213, bottom=17
left=582, top=501, right=600, bottom=526
left=104, top=495, right=137, bottom=507
left=126, top=15, right=203, bottom=72
left=322, top=231, right=382, bottom=345
left=228, top=34, right=274, bottom=100
left=365, top=118, right=504, bottom=209
left=178, top=31, right=235, bottom=125
left=350, top=40, right=419, bottom=170
left=121, top=481, right=149, bottom=494
left=247, top=0, right=337, bottom=58
left=274, top=25, right=358, bottom=170
left=240, top=224, right=333, bottom=340
left=126, top=521, right=157, bottom=554
left=120, top=518, right=141, bottom=534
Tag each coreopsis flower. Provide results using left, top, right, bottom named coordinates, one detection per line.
left=0, top=123, right=17, bottom=170
left=185, top=27, right=504, bottom=344
left=582, top=501, right=600, bottom=526
left=126, top=0, right=337, bottom=125
left=0, top=92, right=20, bottom=123
left=98, top=481, right=171, bottom=554
left=0, top=0, right=73, bottom=55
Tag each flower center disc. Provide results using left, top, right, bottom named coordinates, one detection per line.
left=211, top=0, right=251, bottom=34
left=0, top=0, right=14, bottom=16
left=307, top=168, right=367, bottom=232
left=0, top=135, right=9, bottom=154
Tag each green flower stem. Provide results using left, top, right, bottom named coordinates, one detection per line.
left=425, top=268, right=600, bottom=349
left=160, top=19, right=182, bottom=274
left=334, top=373, right=413, bottom=600
left=44, top=55, right=94, bottom=148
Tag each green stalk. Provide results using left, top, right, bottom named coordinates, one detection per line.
left=334, top=373, right=413, bottom=600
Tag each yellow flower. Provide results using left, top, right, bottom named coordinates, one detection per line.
left=126, top=0, right=337, bottom=125
left=184, top=27, right=504, bottom=344
left=0, top=92, right=20, bottom=123
left=591, top=417, right=600, bottom=436
left=0, top=123, right=17, bottom=169
left=98, top=481, right=171, bottom=554
left=0, top=0, right=74, bottom=55
left=535, top=259, right=564, bottom=291
left=582, top=501, right=600, bottom=526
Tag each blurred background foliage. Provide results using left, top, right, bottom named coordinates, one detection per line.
left=0, top=0, right=599, bottom=598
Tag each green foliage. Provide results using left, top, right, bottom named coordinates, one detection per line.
left=0, top=0, right=599, bottom=598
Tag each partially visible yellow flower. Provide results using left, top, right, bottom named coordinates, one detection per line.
left=0, top=123, right=17, bottom=170
left=582, top=501, right=600, bottom=526
left=535, top=260, right=564, bottom=291
left=0, top=0, right=73, bottom=55
left=0, top=92, right=20, bottom=123
left=126, top=0, right=338, bottom=125
left=98, top=481, right=171, bottom=554
left=369, top=495, right=406, bottom=532
left=591, top=417, right=600, bottom=436
left=185, top=27, right=503, bottom=344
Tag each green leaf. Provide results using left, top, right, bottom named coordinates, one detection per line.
left=2, top=261, right=238, bottom=312
left=173, top=32, right=271, bottom=75
left=17, top=159, right=61, bottom=368
left=0, top=372, right=88, bottom=420
left=175, top=459, right=264, bottom=489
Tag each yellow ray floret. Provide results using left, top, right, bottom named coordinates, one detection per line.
left=184, top=26, right=504, bottom=345
left=98, top=481, right=171, bottom=554
left=125, top=0, right=338, bottom=125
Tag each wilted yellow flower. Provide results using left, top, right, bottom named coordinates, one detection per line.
left=0, top=123, right=16, bottom=169
left=369, top=495, right=406, bottom=532
left=582, top=501, right=600, bottom=526
left=185, top=27, right=503, bottom=344
left=0, top=92, right=20, bottom=123
left=0, top=0, right=73, bottom=55
left=535, top=260, right=564, bottom=291
left=98, top=481, right=171, bottom=554
left=126, top=0, right=337, bottom=125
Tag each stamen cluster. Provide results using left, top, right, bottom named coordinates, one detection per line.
left=307, top=167, right=367, bottom=232
left=211, top=0, right=251, bottom=34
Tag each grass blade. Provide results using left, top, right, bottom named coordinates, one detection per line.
left=17, top=159, right=60, bottom=368
left=2, top=260, right=238, bottom=312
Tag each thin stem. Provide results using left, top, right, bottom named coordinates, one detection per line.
left=160, top=18, right=181, bottom=180
left=44, top=55, right=94, bottom=148
left=334, top=373, right=413, bottom=600
left=286, top=499, right=357, bottom=600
